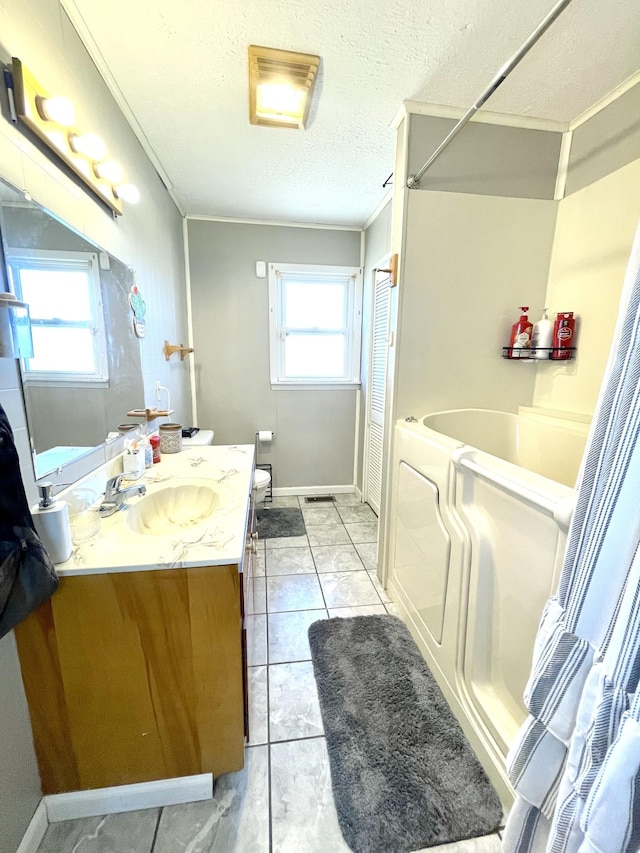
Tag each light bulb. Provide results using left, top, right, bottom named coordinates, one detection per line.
left=69, top=132, right=106, bottom=160
left=114, top=184, right=140, bottom=204
left=36, top=95, right=75, bottom=127
left=94, top=160, right=123, bottom=183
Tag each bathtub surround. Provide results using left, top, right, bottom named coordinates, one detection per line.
left=309, top=615, right=503, bottom=852
left=504, top=222, right=640, bottom=852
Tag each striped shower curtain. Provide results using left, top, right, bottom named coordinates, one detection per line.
left=503, top=221, right=640, bottom=853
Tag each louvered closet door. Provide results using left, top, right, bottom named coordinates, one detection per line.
left=365, top=266, right=392, bottom=514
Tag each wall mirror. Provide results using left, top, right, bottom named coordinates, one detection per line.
left=0, top=177, right=144, bottom=479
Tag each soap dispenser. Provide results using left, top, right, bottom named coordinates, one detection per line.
left=509, top=306, right=533, bottom=358
left=31, top=482, right=73, bottom=564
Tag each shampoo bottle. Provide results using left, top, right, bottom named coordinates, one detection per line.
left=531, top=308, right=553, bottom=359
left=509, top=306, right=533, bottom=358
left=31, top=482, right=73, bottom=564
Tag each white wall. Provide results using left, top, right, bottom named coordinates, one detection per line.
left=394, top=190, right=558, bottom=418
left=533, top=157, right=640, bottom=416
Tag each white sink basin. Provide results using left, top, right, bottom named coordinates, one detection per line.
left=126, top=480, right=225, bottom=535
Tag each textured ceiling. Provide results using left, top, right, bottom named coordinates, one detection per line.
left=65, top=0, right=640, bottom=227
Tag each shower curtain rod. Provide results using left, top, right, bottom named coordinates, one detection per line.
left=406, top=0, right=574, bottom=189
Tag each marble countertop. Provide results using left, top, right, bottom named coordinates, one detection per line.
left=56, top=444, right=254, bottom=577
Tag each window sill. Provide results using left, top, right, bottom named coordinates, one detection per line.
left=270, top=382, right=361, bottom=391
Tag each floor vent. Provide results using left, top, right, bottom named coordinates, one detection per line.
left=304, top=495, right=335, bottom=503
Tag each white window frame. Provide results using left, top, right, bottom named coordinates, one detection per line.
left=268, top=262, right=363, bottom=389
left=7, top=247, right=109, bottom=387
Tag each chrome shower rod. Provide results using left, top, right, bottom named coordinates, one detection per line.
left=406, top=0, right=574, bottom=189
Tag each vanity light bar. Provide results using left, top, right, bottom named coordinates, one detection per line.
left=10, top=58, right=139, bottom=216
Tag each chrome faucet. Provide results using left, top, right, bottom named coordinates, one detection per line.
left=99, top=474, right=147, bottom=517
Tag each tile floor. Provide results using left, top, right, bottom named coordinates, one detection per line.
left=36, top=494, right=502, bottom=853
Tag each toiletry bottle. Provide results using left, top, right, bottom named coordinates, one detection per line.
left=551, top=312, right=575, bottom=360
left=150, top=434, right=161, bottom=463
left=531, top=308, right=553, bottom=359
left=31, top=482, right=73, bottom=564
left=509, top=307, right=533, bottom=358
left=141, top=436, right=153, bottom=468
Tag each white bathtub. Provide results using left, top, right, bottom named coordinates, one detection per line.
left=385, top=407, right=589, bottom=807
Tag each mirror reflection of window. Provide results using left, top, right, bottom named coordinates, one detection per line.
left=7, top=249, right=109, bottom=384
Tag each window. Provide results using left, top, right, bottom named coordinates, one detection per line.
left=7, top=248, right=108, bottom=386
left=268, top=263, right=363, bottom=388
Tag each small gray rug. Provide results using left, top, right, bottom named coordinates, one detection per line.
left=256, top=507, right=306, bottom=539
left=308, top=615, right=503, bottom=853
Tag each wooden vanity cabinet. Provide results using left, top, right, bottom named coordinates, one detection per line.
left=14, top=497, right=256, bottom=795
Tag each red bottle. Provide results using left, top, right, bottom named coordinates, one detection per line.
left=551, top=312, right=575, bottom=360
left=150, top=434, right=161, bottom=463
left=509, top=306, right=533, bottom=358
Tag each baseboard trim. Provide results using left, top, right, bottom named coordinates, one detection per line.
left=354, top=485, right=363, bottom=501
left=16, top=800, right=48, bottom=853
left=45, top=774, right=213, bottom=823
left=273, top=485, right=355, bottom=497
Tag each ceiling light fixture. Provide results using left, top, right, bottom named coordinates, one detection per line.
left=113, top=183, right=141, bottom=204
left=248, top=45, right=320, bottom=130
left=68, top=131, right=107, bottom=160
left=35, top=94, right=75, bottom=127
left=93, top=160, right=123, bottom=184
left=9, top=58, right=139, bottom=215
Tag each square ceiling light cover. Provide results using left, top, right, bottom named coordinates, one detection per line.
left=248, top=45, right=320, bottom=130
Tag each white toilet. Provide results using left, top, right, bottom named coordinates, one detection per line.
left=181, top=429, right=214, bottom=447
left=253, top=468, right=271, bottom=505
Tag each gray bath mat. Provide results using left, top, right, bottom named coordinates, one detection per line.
left=308, top=615, right=502, bottom=853
left=256, top=507, right=306, bottom=539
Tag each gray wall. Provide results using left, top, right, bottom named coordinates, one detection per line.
left=0, top=1, right=190, bottom=848
left=408, top=115, right=562, bottom=200
left=188, top=220, right=361, bottom=488
left=566, top=81, right=640, bottom=196
left=357, top=201, right=392, bottom=493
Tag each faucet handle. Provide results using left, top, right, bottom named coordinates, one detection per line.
left=105, top=474, right=123, bottom=496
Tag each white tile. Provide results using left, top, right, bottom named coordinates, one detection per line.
left=312, top=544, right=366, bottom=573
left=332, top=493, right=362, bottom=506
left=268, top=662, right=324, bottom=742
left=268, top=609, right=327, bottom=663
left=336, top=504, right=377, bottom=524
left=268, top=496, right=300, bottom=508
left=246, top=614, right=267, bottom=667
left=328, top=604, right=387, bottom=618
left=267, top=575, right=325, bottom=613
left=306, top=524, right=351, bottom=546
left=266, top=547, right=315, bottom=576
left=37, top=809, right=159, bottom=853
left=266, top=534, right=309, bottom=550
left=254, top=550, right=266, bottom=577
left=415, top=834, right=503, bottom=853
left=301, top=506, right=341, bottom=525
left=355, top=542, right=378, bottom=571
left=248, top=666, right=268, bottom=746
left=270, top=738, right=350, bottom=853
left=155, top=746, right=269, bottom=853
left=319, top=572, right=381, bottom=608
left=369, top=572, right=391, bottom=604
left=345, top=522, right=378, bottom=544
